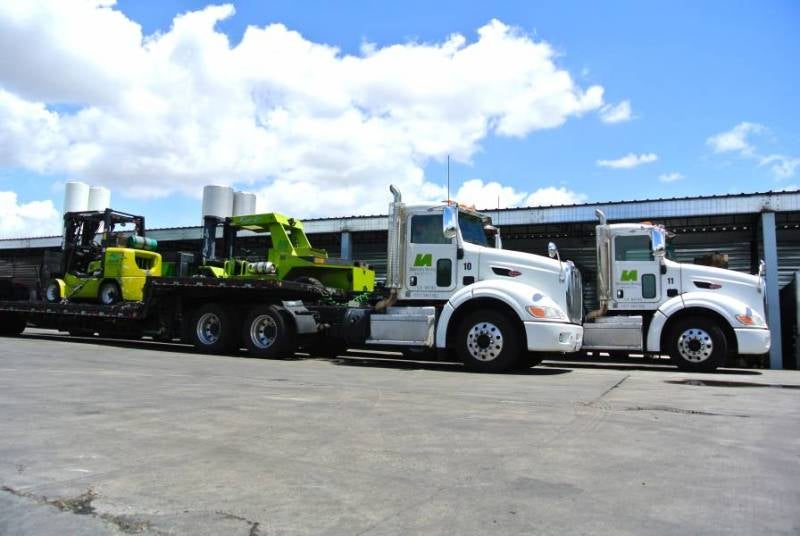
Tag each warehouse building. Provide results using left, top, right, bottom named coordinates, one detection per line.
left=2, top=190, right=798, bottom=368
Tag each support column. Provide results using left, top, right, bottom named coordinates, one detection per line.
left=760, top=211, right=783, bottom=369
left=340, top=230, right=352, bottom=261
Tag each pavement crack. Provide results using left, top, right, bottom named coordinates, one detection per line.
left=624, top=405, right=750, bottom=418
left=216, top=510, right=262, bottom=535
left=590, top=374, right=630, bottom=404
left=1, top=485, right=155, bottom=533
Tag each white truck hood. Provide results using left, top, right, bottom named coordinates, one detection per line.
left=678, top=261, right=765, bottom=316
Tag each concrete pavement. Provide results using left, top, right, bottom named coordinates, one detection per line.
left=1, top=330, right=799, bottom=535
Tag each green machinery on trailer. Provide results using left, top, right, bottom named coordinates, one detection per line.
left=198, top=212, right=375, bottom=294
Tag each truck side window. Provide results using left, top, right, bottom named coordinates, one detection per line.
left=641, top=273, right=657, bottom=298
left=437, top=259, right=452, bottom=286
left=411, top=215, right=451, bottom=244
left=615, top=235, right=654, bottom=261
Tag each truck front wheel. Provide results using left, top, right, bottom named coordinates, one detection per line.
left=455, top=310, right=522, bottom=372
left=189, top=303, right=237, bottom=354
left=242, top=305, right=294, bottom=359
left=667, top=316, right=728, bottom=372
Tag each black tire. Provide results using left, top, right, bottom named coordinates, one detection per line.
left=188, top=303, right=238, bottom=354
left=0, top=313, right=27, bottom=336
left=98, top=281, right=121, bottom=305
left=455, top=309, right=522, bottom=372
left=666, top=316, right=728, bottom=372
left=242, top=305, right=295, bottom=359
left=292, top=276, right=324, bottom=288
left=45, top=280, right=62, bottom=303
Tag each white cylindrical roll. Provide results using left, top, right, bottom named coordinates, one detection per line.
left=63, top=181, right=90, bottom=214
left=202, top=185, right=234, bottom=219
left=88, top=186, right=111, bottom=212
left=233, top=191, right=257, bottom=216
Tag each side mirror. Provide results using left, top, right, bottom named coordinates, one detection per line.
left=650, top=229, right=666, bottom=257
left=548, top=241, right=566, bottom=281
left=442, top=205, right=458, bottom=240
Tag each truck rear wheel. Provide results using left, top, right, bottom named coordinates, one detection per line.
left=189, top=303, right=237, bottom=354
left=455, top=310, right=522, bottom=372
left=242, top=305, right=294, bottom=359
left=667, top=316, right=728, bottom=372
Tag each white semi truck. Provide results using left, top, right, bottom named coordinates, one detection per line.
left=367, top=185, right=584, bottom=371
left=577, top=210, right=771, bottom=371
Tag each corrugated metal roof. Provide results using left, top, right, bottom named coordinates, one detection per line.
left=2, top=189, right=798, bottom=249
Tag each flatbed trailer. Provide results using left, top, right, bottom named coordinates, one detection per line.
left=0, top=276, right=333, bottom=344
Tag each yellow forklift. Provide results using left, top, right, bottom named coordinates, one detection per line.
left=45, top=209, right=162, bottom=304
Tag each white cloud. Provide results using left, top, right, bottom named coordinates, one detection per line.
left=658, top=172, right=684, bottom=183
left=524, top=186, right=587, bottom=206
left=0, top=2, right=608, bottom=220
left=760, top=154, right=800, bottom=180
left=444, top=179, right=586, bottom=209
left=0, top=191, right=60, bottom=237
left=707, top=122, right=799, bottom=180
left=706, top=122, right=764, bottom=154
left=597, top=152, right=658, bottom=169
left=450, top=179, right=526, bottom=209
left=599, top=100, right=632, bottom=124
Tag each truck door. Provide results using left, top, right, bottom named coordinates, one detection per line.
left=611, top=233, right=661, bottom=309
left=404, top=213, right=457, bottom=299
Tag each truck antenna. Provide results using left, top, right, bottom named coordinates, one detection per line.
left=447, top=154, right=450, bottom=204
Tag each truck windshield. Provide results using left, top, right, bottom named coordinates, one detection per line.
left=459, top=213, right=489, bottom=247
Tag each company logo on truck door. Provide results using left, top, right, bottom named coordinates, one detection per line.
left=621, top=270, right=638, bottom=282
left=413, top=253, right=433, bottom=267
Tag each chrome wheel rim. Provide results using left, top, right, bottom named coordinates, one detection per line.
left=466, top=322, right=503, bottom=361
left=677, top=328, right=713, bottom=363
left=196, top=312, right=221, bottom=345
left=250, top=314, right=278, bottom=349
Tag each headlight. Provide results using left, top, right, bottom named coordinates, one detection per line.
left=736, top=308, right=766, bottom=327
left=527, top=305, right=566, bottom=320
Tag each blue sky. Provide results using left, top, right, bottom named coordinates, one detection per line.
left=0, top=1, right=798, bottom=236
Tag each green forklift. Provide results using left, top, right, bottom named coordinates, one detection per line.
left=45, top=209, right=161, bottom=304
left=198, top=212, right=374, bottom=294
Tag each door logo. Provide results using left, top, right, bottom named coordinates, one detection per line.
left=413, top=253, right=433, bottom=267
left=621, top=270, right=638, bottom=282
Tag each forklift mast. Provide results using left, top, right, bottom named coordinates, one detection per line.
left=61, top=209, right=147, bottom=275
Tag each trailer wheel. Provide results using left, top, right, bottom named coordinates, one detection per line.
left=455, top=309, right=522, bottom=372
left=189, top=303, right=237, bottom=354
left=242, top=305, right=294, bottom=359
left=0, top=313, right=27, bottom=336
left=667, top=316, right=728, bottom=372
left=98, top=281, right=121, bottom=305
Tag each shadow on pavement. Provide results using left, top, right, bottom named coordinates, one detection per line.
left=16, top=331, right=762, bottom=376
left=543, top=360, right=763, bottom=375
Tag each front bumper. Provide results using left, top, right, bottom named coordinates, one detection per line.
left=524, top=321, right=583, bottom=353
left=734, top=327, right=771, bottom=355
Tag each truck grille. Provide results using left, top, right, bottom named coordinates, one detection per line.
left=566, top=262, right=583, bottom=324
